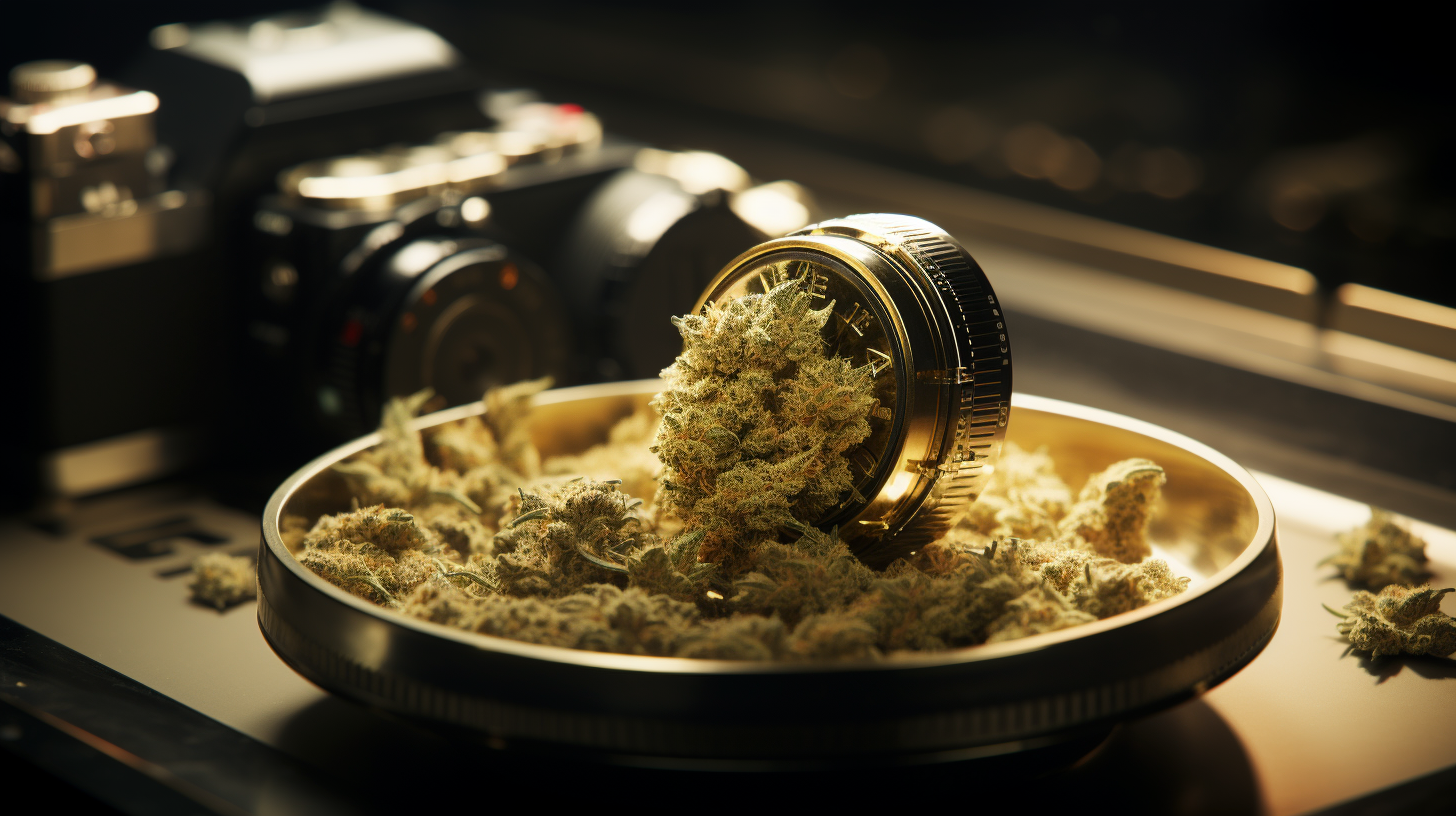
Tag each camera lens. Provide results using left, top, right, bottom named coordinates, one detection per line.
left=261, top=129, right=587, bottom=441
left=316, top=230, right=572, bottom=439
left=557, top=165, right=779, bottom=380
left=380, top=240, right=570, bottom=407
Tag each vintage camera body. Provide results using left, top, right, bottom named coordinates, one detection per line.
left=240, top=104, right=617, bottom=450
left=0, top=4, right=811, bottom=509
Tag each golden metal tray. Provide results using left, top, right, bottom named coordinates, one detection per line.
left=257, top=380, right=1280, bottom=766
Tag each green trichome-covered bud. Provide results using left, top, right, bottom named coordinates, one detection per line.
left=544, top=407, right=662, bottom=506
left=624, top=529, right=719, bottom=605
left=492, top=479, right=655, bottom=597
left=1326, top=507, right=1430, bottom=590
left=985, top=584, right=1098, bottom=643
left=297, top=505, right=445, bottom=605
left=290, top=348, right=1188, bottom=661
left=963, top=442, right=1073, bottom=541
left=651, top=279, right=876, bottom=567
left=1058, top=459, right=1166, bottom=563
left=730, top=526, right=875, bottom=628
left=298, top=539, right=439, bottom=606
left=1327, top=584, right=1456, bottom=658
left=303, top=504, right=439, bottom=554
left=189, top=553, right=257, bottom=611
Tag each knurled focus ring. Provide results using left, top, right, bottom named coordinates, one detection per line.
left=805, top=214, right=1012, bottom=556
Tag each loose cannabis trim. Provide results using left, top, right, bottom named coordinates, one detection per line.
left=1325, top=508, right=1454, bottom=658
left=293, top=285, right=1189, bottom=661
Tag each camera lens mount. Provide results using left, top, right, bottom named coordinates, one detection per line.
left=301, top=201, right=573, bottom=440
left=380, top=241, right=570, bottom=408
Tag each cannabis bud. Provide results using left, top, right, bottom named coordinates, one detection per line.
left=1327, top=584, right=1456, bottom=658
left=492, top=478, right=655, bottom=597
left=1326, top=507, right=1431, bottom=590
left=1058, top=459, right=1166, bottom=563
left=651, top=279, right=875, bottom=568
left=189, top=553, right=257, bottom=611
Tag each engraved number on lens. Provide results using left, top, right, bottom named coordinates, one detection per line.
left=838, top=303, right=873, bottom=337
left=867, top=348, right=892, bottom=377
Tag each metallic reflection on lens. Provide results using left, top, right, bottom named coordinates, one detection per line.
left=730, top=181, right=814, bottom=236
left=633, top=148, right=750, bottom=195
left=383, top=248, right=570, bottom=409
left=459, top=196, right=489, bottom=224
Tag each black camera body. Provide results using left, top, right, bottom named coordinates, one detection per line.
left=244, top=134, right=621, bottom=446
left=1, top=4, right=810, bottom=509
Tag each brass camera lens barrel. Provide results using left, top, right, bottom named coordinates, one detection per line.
left=693, top=214, right=1011, bottom=566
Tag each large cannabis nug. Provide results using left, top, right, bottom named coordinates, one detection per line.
left=650, top=280, right=876, bottom=567
left=296, top=506, right=448, bottom=606
left=493, top=478, right=656, bottom=597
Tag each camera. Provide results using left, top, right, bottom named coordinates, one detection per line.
left=1, top=3, right=814, bottom=509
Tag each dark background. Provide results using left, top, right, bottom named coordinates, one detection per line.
left=5, top=0, right=1453, bottom=306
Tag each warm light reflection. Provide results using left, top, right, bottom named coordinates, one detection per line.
left=884, top=471, right=914, bottom=503
left=1337, top=283, right=1456, bottom=331
left=1001, top=122, right=1104, bottom=192
left=1269, top=180, right=1325, bottom=231
left=1139, top=147, right=1201, bottom=199
left=459, top=196, right=490, bottom=224
left=634, top=148, right=750, bottom=195
left=1002, top=122, right=1062, bottom=179
left=731, top=181, right=812, bottom=236
left=20, top=91, right=158, bottom=134
left=445, top=152, right=506, bottom=185
left=625, top=192, right=695, bottom=243
left=1050, top=137, right=1101, bottom=192
left=295, top=159, right=446, bottom=201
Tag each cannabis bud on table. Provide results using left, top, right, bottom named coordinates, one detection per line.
left=1327, top=585, right=1456, bottom=658
left=1325, top=508, right=1454, bottom=658
left=189, top=553, right=257, bottom=611
left=1325, top=508, right=1431, bottom=590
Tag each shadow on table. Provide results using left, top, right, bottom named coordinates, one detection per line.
left=1353, top=650, right=1456, bottom=683
left=274, top=694, right=1260, bottom=814
left=1056, top=698, right=1264, bottom=814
